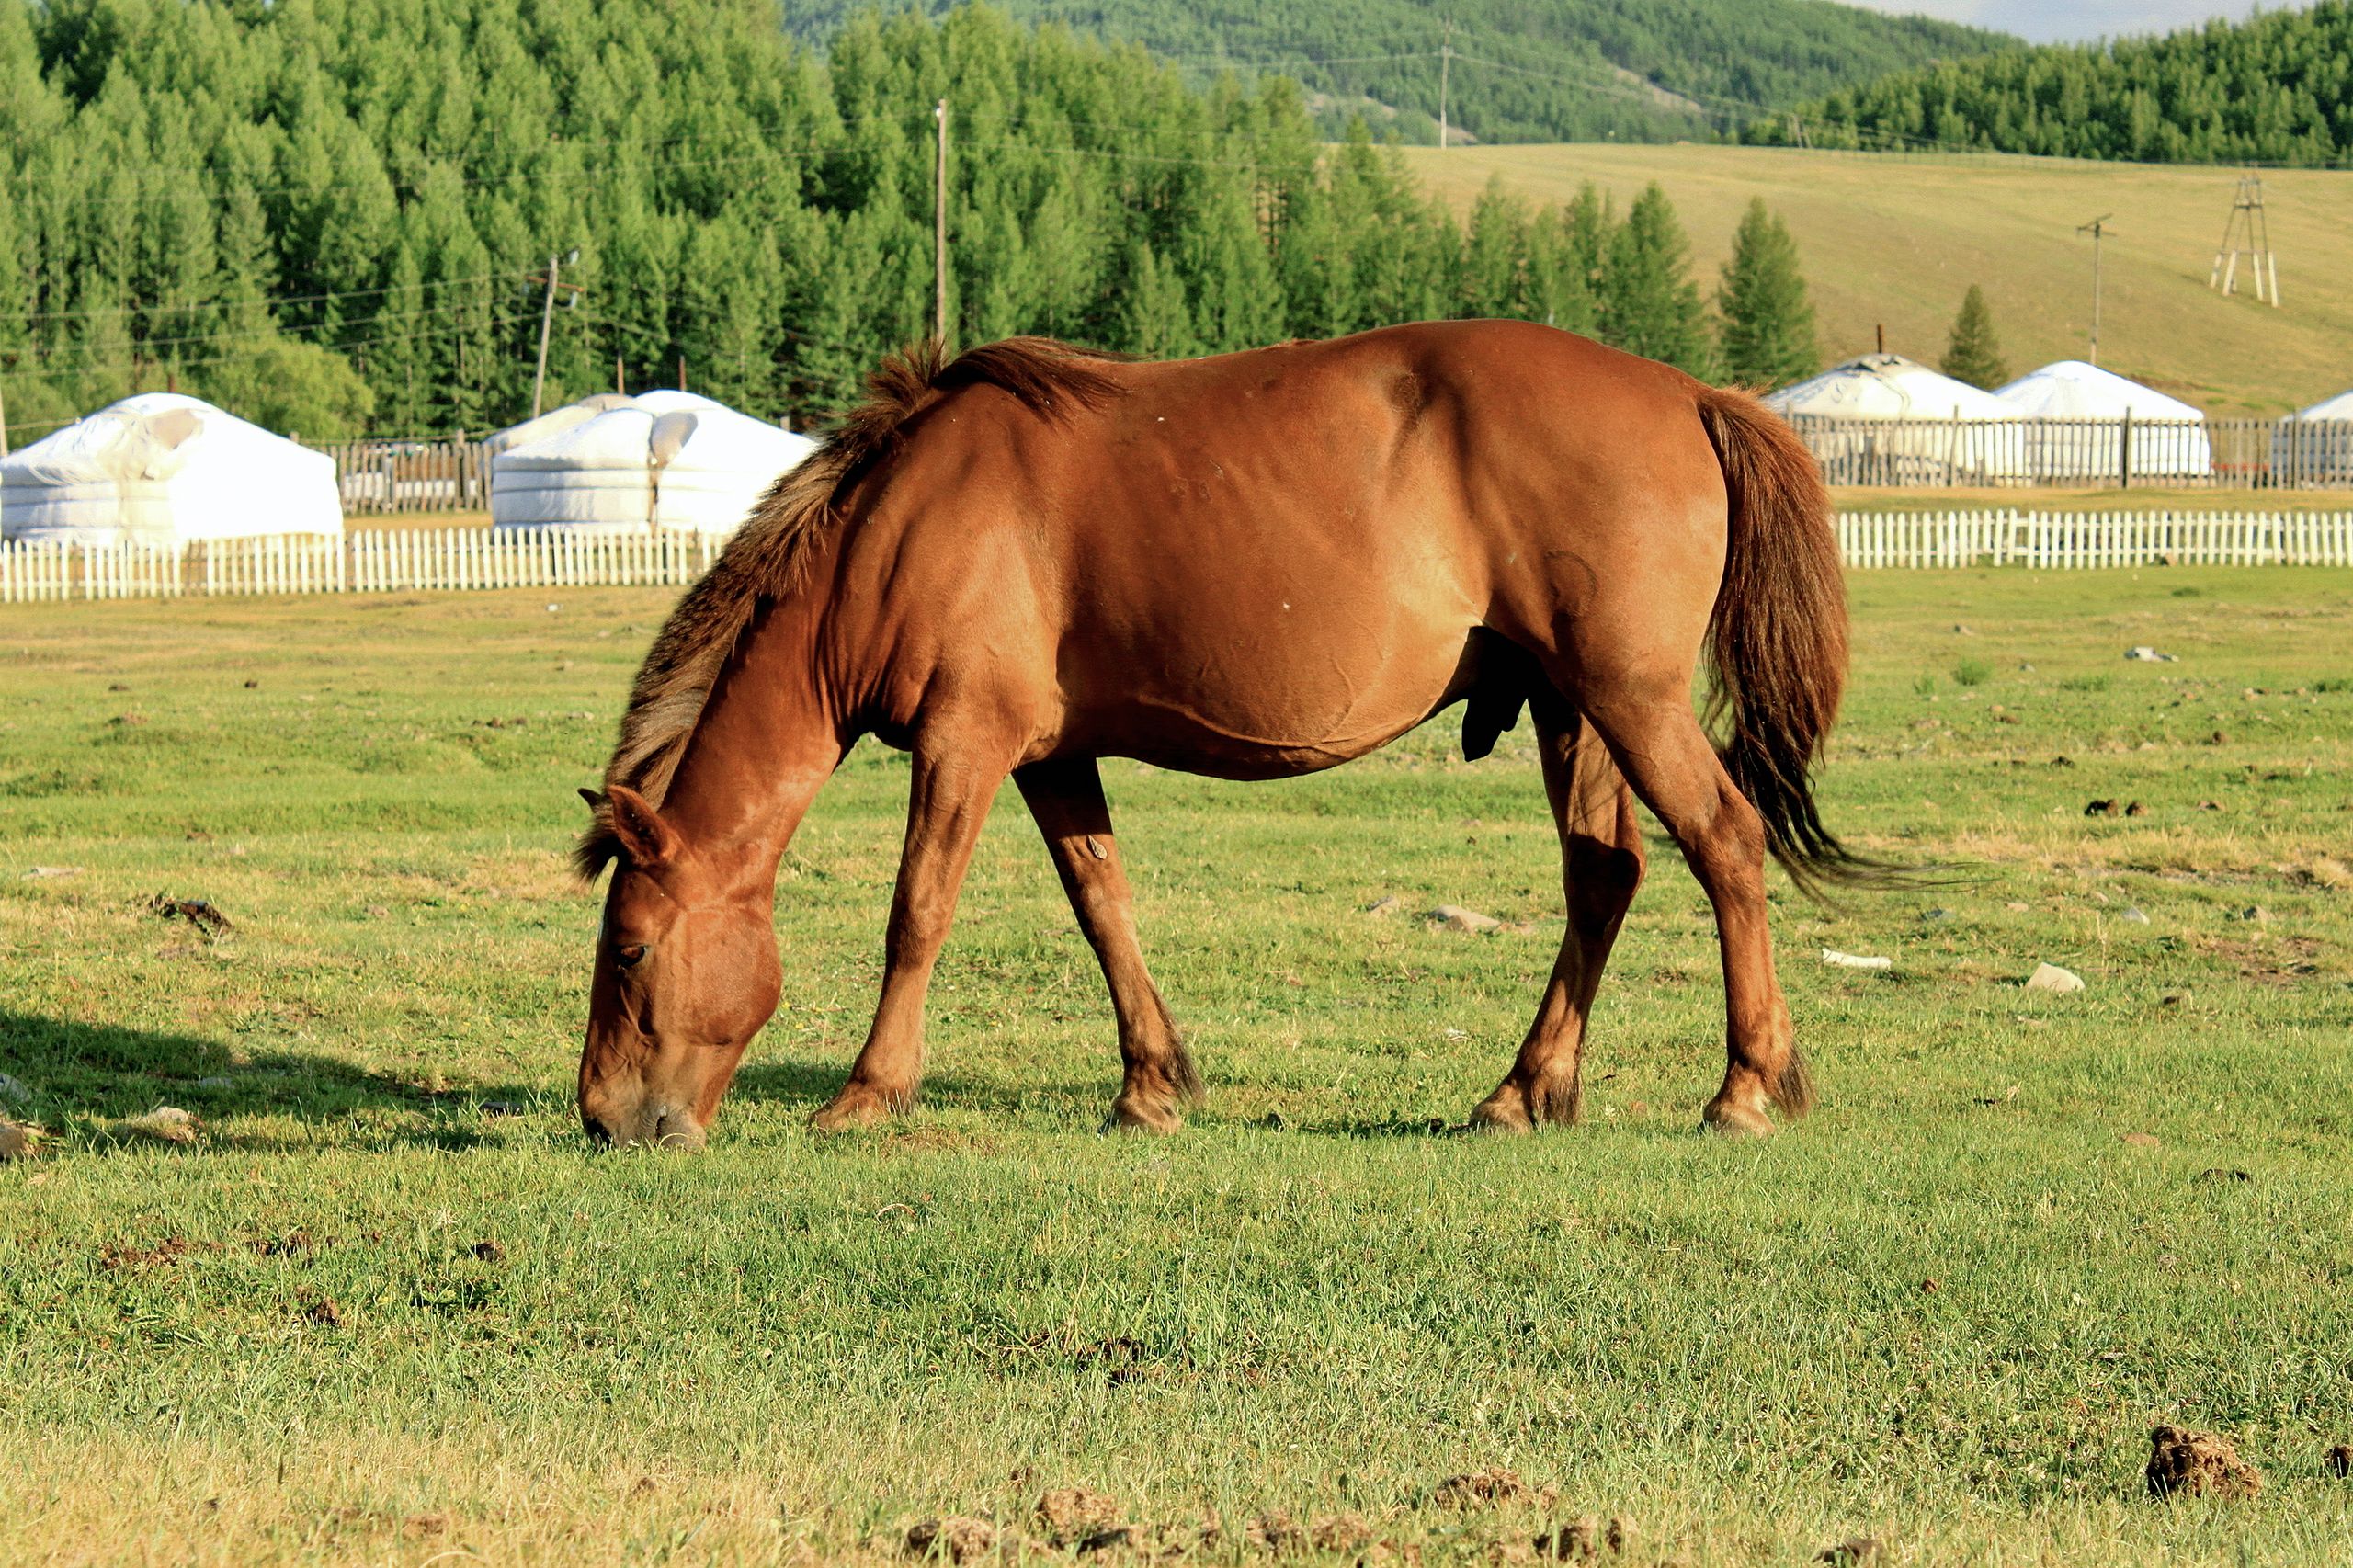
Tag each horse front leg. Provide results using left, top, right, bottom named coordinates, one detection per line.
left=811, top=742, right=1009, bottom=1131
left=1015, top=756, right=1202, bottom=1133
left=1471, top=697, right=1645, bottom=1131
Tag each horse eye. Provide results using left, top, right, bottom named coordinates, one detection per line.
left=614, top=943, right=647, bottom=969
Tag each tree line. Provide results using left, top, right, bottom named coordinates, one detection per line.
left=1744, top=2, right=2353, bottom=165
left=778, top=0, right=2008, bottom=146
left=0, top=0, right=1822, bottom=444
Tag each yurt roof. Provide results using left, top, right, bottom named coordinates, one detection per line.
left=481, top=392, right=638, bottom=457
left=496, top=392, right=812, bottom=477
left=0, top=392, right=341, bottom=542
left=1994, top=361, right=2206, bottom=422
left=2287, top=386, right=2353, bottom=422
left=1762, top=354, right=2016, bottom=421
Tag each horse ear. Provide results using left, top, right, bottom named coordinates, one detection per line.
left=603, top=784, right=683, bottom=868
left=578, top=787, right=606, bottom=812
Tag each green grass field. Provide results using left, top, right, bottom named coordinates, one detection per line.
left=3, top=571, right=2350, bottom=1564
left=1402, top=144, right=2353, bottom=420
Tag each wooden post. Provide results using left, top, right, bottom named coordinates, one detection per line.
left=933, top=97, right=951, bottom=350
left=2119, top=410, right=2133, bottom=491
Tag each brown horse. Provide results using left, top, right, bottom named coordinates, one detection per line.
left=573, top=321, right=1859, bottom=1149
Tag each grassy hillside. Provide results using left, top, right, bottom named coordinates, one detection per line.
left=779, top=0, right=2014, bottom=143
left=1405, top=143, right=2353, bottom=417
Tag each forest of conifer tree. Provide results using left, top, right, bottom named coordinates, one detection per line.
left=0, top=0, right=1818, bottom=443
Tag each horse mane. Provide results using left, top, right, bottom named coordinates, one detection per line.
left=574, top=335, right=1128, bottom=881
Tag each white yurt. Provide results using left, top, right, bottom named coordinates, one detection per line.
left=0, top=392, right=343, bottom=546
left=2270, top=386, right=2353, bottom=484
left=1763, top=354, right=2025, bottom=482
left=480, top=392, right=637, bottom=460
left=489, top=391, right=817, bottom=534
left=1993, top=360, right=2212, bottom=481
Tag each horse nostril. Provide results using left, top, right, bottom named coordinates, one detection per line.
left=582, top=1112, right=614, bottom=1147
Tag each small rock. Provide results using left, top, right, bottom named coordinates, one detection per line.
left=1429, top=904, right=1503, bottom=934
left=2146, top=1426, right=2262, bottom=1499
left=2120, top=906, right=2151, bottom=925
left=2006, top=900, right=2031, bottom=912
left=2123, top=645, right=2177, bottom=663
left=544, top=602, right=562, bottom=613
left=0, top=1120, right=37, bottom=1161
left=1364, top=895, right=1404, bottom=916
left=2197, top=800, right=2222, bottom=811
left=1952, top=623, right=1974, bottom=635
left=24, top=865, right=81, bottom=879
left=1815, top=1540, right=1883, bottom=1565
left=0, top=1073, right=28, bottom=1103
left=1919, top=907, right=1953, bottom=922
left=2120, top=1131, right=2161, bottom=1149
left=479, top=1100, right=524, bottom=1119
left=1820, top=949, right=1892, bottom=971
left=2024, top=963, right=2085, bottom=994
left=2325, top=1444, right=2350, bottom=1479
left=2052, top=755, right=2075, bottom=767
left=114, top=1106, right=199, bottom=1145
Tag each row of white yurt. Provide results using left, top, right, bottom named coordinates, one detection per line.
left=1764, top=355, right=2217, bottom=480
left=0, top=393, right=342, bottom=545
left=1763, top=355, right=2030, bottom=479
left=487, top=391, right=817, bottom=534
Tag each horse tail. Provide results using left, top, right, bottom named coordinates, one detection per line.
left=1695, top=386, right=1884, bottom=900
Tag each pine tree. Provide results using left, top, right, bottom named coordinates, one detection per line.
left=1714, top=199, right=1816, bottom=388
left=1599, top=184, right=1712, bottom=378
left=1939, top=285, right=2008, bottom=389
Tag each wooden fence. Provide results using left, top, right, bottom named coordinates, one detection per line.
left=1790, top=415, right=2353, bottom=489
left=2, top=514, right=2347, bottom=604
left=312, top=437, right=494, bottom=515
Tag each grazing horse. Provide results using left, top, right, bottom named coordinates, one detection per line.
left=573, top=321, right=1861, bottom=1149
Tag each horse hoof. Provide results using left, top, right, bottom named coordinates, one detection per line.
left=809, top=1091, right=897, bottom=1132
left=1466, top=1098, right=1534, bottom=1135
left=1108, top=1098, right=1182, bottom=1135
left=1700, top=1100, right=1775, bottom=1138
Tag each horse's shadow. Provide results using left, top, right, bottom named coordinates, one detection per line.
left=0, top=1009, right=545, bottom=1152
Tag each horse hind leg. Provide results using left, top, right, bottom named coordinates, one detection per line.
left=1015, top=756, right=1202, bottom=1132
left=1576, top=691, right=1807, bottom=1137
left=1470, top=692, right=1645, bottom=1132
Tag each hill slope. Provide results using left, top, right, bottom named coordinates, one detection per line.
left=780, top=0, right=2015, bottom=143
left=1744, top=2, right=2353, bottom=164
left=1404, top=143, right=2353, bottom=416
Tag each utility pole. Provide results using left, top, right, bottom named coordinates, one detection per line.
left=529, top=247, right=583, bottom=420
left=1438, top=20, right=1453, bottom=150
left=2210, top=176, right=2279, bottom=306
left=2076, top=214, right=2111, bottom=366
left=934, top=97, right=951, bottom=349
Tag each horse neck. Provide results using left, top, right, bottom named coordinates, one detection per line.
left=656, top=579, right=848, bottom=881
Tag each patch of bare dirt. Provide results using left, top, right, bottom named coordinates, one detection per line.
left=1533, top=1516, right=1633, bottom=1559
left=1246, top=1511, right=1375, bottom=1554
left=1032, top=1490, right=1124, bottom=1547
left=2146, top=1426, right=2262, bottom=1499
left=1430, top=1470, right=1555, bottom=1510
left=906, top=1517, right=1019, bottom=1562
left=2201, top=935, right=2326, bottom=986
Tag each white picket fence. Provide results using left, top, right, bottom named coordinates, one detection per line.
left=1830, top=509, right=2353, bottom=568
left=0, top=528, right=722, bottom=603
left=2, top=514, right=2348, bottom=605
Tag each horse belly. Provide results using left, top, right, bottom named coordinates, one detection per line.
left=1068, top=598, right=1474, bottom=779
